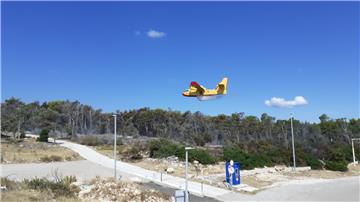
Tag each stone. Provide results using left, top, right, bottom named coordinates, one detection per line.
left=166, top=167, right=174, bottom=174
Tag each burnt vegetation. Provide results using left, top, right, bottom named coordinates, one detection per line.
left=2, top=97, right=360, bottom=171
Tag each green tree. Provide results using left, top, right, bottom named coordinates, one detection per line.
left=38, top=129, right=49, bottom=142
left=349, top=119, right=360, bottom=137
left=1, top=97, right=25, bottom=137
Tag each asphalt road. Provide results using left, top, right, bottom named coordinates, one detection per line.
left=220, top=176, right=360, bottom=201
left=141, top=182, right=219, bottom=202
left=1, top=160, right=217, bottom=202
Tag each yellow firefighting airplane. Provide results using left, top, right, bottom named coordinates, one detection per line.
left=182, top=77, right=228, bottom=99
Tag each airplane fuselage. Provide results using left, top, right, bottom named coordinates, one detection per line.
left=182, top=88, right=219, bottom=97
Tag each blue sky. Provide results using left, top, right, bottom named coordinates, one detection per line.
left=2, top=2, right=359, bottom=122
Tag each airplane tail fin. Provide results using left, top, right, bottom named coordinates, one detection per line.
left=216, top=77, right=228, bottom=94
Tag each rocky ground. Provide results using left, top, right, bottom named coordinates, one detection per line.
left=78, top=177, right=173, bottom=202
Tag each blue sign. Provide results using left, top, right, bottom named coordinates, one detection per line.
left=225, top=161, right=241, bottom=185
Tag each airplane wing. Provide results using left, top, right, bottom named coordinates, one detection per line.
left=190, top=81, right=205, bottom=94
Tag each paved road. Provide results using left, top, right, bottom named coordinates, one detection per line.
left=220, top=176, right=360, bottom=201
left=1, top=160, right=134, bottom=181
left=141, top=182, right=219, bottom=202
left=1, top=160, right=218, bottom=202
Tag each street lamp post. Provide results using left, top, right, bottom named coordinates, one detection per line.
left=185, top=147, right=193, bottom=202
left=290, top=113, right=296, bottom=171
left=112, top=114, right=117, bottom=180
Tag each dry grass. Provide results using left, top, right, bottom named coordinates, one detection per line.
left=241, top=176, right=273, bottom=188
left=1, top=189, right=52, bottom=202
left=238, top=164, right=360, bottom=190
left=94, top=145, right=123, bottom=159
left=94, top=144, right=144, bottom=161
left=1, top=188, right=81, bottom=202
left=284, top=163, right=360, bottom=179
left=0, top=177, right=81, bottom=202
left=1, top=138, right=83, bottom=164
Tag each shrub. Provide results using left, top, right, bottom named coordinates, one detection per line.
left=293, top=145, right=309, bottom=167
left=20, top=129, right=26, bottom=139
left=328, top=147, right=346, bottom=162
left=265, top=148, right=291, bottom=166
left=325, top=160, right=348, bottom=172
left=149, top=139, right=181, bottom=158
left=62, top=176, right=77, bottom=185
left=247, top=154, right=272, bottom=168
left=305, top=154, right=322, bottom=170
left=40, top=156, right=51, bottom=162
left=38, top=129, right=49, bottom=142
left=323, top=146, right=349, bottom=172
left=331, top=145, right=360, bottom=162
left=25, top=178, right=49, bottom=190
left=129, top=146, right=143, bottom=160
left=188, top=149, right=216, bottom=165
left=78, top=136, right=102, bottom=146
left=193, top=136, right=206, bottom=147
left=24, top=177, right=77, bottom=197
left=223, top=146, right=292, bottom=169
left=148, top=139, right=216, bottom=164
left=223, top=147, right=254, bottom=169
left=40, top=155, right=63, bottom=162
left=65, top=156, right=72, bottom=161
left=1, top=177, right=22, bottom=190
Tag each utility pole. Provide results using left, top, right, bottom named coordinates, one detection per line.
left=113, top=114, right=117, bottom=180
left=352, top=139, right=355, bottom=164
left=352, top=138, right=360, bottom=164
left=290, top=113, right=296, bottom=171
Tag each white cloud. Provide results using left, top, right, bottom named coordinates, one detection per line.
left=265, top=96, right=308, bottom=108
left=147, top=29, right=166, bottom=38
